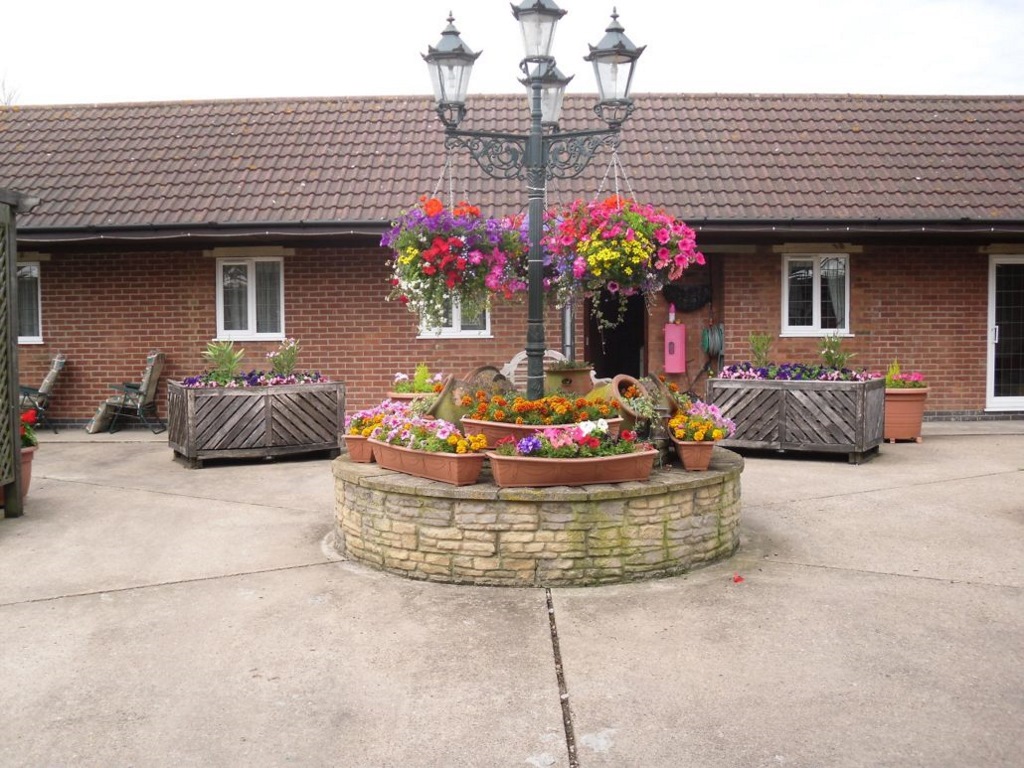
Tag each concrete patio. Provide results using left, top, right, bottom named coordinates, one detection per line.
left=1, top=421, right=1022, bottom=767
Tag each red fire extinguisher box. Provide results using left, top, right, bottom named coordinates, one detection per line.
left=664, top=324, right=686, bottom=373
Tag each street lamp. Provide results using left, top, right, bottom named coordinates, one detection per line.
left=423, top=3, right=644, bottom=400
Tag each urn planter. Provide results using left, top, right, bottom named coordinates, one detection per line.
left=706, top=376, right=884, bottom=463
left=544, top=365, right=594, bottom=396
left=167, top=380, right=345, bottom=467
left=369, top=439, right=485, bottom=486
left=884, top=388, right=929, bottom=442
left=485, top=449, right=657, bottom=488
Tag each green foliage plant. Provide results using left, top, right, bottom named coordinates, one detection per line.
left=748, top=332, right=773, bottom=368
left=202, top=340, right=245, bottom=385
left=818, top=332, right=855, bottom=370
left=267, top=338, right=300, bottom=377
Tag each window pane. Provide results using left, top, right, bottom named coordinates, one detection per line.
left=255, top=261, right=281, bottom=334
left=17, top=264, right=40, bottom=338
left=787, top=260, right=813, bottom=327
left=820, top=257, right=847, bottom=330
left=459, top=307, right=486, bottom=331
left=222, top=264, right=248, bottom=331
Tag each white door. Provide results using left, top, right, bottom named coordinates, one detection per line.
left=987, top=255, right=1024, bottom=411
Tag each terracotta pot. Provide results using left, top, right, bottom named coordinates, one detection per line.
left=344, top=434, right=375, bottom=463
left=884, top=387, right=929, bottom=442
left=544, top=366, right=594, bottom=396
left=369, top=439, right=484, bottom=486
left=672, top=438, right=715, bottom=471
left=486, top=449, right=657, bottom=488
left=1, top=446, right=36, bottom=506
left=461, top=417, right=623, bottom=449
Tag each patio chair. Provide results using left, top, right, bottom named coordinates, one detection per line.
left=107, top=350, right=167, bottom=434
left=500, top=349, right=567, bottom=392
left=20, top=353, right=67, bottom=433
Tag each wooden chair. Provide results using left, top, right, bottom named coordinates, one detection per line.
left=499, top=349, right=567, bottom=392
left=20, top=353, right=67, bottom=433
left=107, top=350, right=167, bottom=434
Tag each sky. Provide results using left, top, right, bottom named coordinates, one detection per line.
left=2, top=0, right=1023, bottom=106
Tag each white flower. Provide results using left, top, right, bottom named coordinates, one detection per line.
left=578, top=418, right=608, bottom=436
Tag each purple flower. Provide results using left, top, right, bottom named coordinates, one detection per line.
left=516, top=435, right=543, bottom=455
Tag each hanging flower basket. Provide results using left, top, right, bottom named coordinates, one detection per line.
left=543, top=196, right=706, bottom=329
left=381, top=197, right=529, bottom=330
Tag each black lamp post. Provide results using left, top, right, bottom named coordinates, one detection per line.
left=423, top=3, right=644, bottom=400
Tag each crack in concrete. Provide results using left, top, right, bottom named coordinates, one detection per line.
left=0, top=559, right=336, bottom=608
left=545, top=588, right=579, bottom=768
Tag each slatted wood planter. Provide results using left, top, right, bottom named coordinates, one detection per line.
left=706, top=377, right=885, bottom=463
left=167, top=381, right=345, bottom=467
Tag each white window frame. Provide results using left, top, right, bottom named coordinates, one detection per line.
left=781, top=253, right=851, bottom=337
left=17, top=261, right=43, bottom=344
left=215, top=257, right=285, bottom=341
left=418, top=300, right=492, bottom=339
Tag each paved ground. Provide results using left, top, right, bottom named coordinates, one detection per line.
left=1, top=422, right=1022, bottom=767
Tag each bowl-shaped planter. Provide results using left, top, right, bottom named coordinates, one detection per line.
left=706, top=376, right=884, bottom=463
left=486, top=449, right=656, bottom=488
left=461, top=416, right=623, bottom=449
left=370, top=439, right=485, bottom=486
left=168, top=380, right=345, bottom=468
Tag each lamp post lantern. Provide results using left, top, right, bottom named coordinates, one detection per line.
left=423, top=3, right=644, bottom=400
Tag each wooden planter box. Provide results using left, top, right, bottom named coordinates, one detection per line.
left=167, top=381, right=345, bottom=467
left=706, top=377, right=884, bottom=463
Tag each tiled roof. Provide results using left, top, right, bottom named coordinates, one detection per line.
left=1, top=93, right=1022, bottom=233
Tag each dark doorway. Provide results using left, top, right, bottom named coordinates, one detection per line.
left=587, top=293, right=647, bottom=379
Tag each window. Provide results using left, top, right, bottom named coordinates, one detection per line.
left=17, top=262, right=42, bottom=343
left=782, top=254, right=850, bottom=335
left=216, top=257, right=284, bottom=340
left=419, top=298, right=491, bottom=338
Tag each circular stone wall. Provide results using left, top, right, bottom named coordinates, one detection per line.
left=331, top=450, right=743, bottom=587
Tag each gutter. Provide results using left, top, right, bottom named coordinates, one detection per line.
left=16, top=219, right=390, bottom=246
left=15, top=217, right=1024, bottom=248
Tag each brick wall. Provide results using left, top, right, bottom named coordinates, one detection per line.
left=18, top=245, right=571, bottom=423
left=18, top=240, right=1004, bottom=423
left=718, top=244, right=991, bottom=414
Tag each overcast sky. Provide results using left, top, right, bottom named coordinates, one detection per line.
left=3, top=0, right=1022, bottom=106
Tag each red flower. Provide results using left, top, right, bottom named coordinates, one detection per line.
left=21, top=409, right=38, bottom=426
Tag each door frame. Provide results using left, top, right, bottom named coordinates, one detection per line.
left=986, top=254, right=1024, bottom=411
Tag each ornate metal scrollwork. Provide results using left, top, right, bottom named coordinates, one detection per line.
left=544, top=130, right=621, bottom=180
left=444, top=133, right=528, bottom=180
left=445, top=127, right=621, bottom=181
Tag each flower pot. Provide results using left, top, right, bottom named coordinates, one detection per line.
left=672, top=438, right=715, bottom=471
left=344, top=434, right=375, bottom=463
left=486, top=449, right=657, bottom=488
left=544, top=366, right=594, bottom=396
left=884, top=387, right=929, bottom=442
left=461, top=416, right=623, bottom=449
left=369, top=439, right=484, bottom=486
left=0, top=446, right=37, bottom=506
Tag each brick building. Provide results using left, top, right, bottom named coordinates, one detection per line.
left=1, top=93, right=1022, bottom=422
